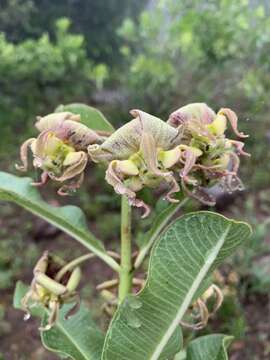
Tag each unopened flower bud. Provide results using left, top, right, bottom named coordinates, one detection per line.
left=21, top=251, right=82, bottom=330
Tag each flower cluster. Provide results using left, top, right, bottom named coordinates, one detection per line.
left=17, top=112, right=103, bottom=195
left=22, top=251, right=81, bottom=330
left=18, top=103, right=249, bottom=216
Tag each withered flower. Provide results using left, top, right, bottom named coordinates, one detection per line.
left=167, top=103, right=250, bottom=205
left=16, top=112, right=102, bottom=195
left=21, top=251, right=81, bottom=331
left=88, top=109, right=183, bottom=217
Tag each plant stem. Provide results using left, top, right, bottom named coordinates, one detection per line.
left=118, top=195, right=133, bottom=303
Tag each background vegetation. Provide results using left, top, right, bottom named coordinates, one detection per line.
left=0, top=0, right=269, bottom=359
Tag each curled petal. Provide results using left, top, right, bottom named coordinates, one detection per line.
left=39, top=300, right=60, bottom=331
left=128, top=197, right=151, bottom=219
left=88, top=144, right=112, bottom=163
left=180, top=147, right=202, bottom=184
left=35, top=112, right=80, bottom=132
left=180, top=298, right=209, bottom=330
left=218, top=108, right=249, bottom=138
left=140, top=132, right=171, bottom=177
left=106, top=160, right=137, bottom=199
left=181, top=179, right=216, bottom=206
left=164, top=175, right=180, bottom=203
left=21, top=278, right=36, bottom=318
left=33, top=130, right=53, bottom=160
left=31, top=172, right=49, bottom=187
left=230, top=140, right=251, bottom=157
left=52, top=152, right=88, bottom=182
left=106, top=160, right=150, bottom=218
left=16, top=138, right=36, bottom=171
left=57, top=173, right=84, bottom=196
left=210, top=284, right=224, bottom=315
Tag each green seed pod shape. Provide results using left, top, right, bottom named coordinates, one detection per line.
left=66, top=267, right=81, bottom=292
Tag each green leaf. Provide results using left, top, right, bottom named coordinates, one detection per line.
left=55, top=103, right=115, bottom=132
left=13, top=281, right=45, bottom=318
left=102, top=212, right=251, bottom=360
left=14, top=282, right=104, bottom=360
left=0, top=172, right=119, bottom=271
left=134, top=197, right=188, bottom=269
left=186, top=334, right=234, bottom=360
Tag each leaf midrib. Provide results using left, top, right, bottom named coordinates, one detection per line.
left=0, top=186, right=120, bottom=270
left=1, top=190, right=103, bottom=252
left=42, top=310, right=94, bottom=360
left=150, top=223, right=232, bottom=360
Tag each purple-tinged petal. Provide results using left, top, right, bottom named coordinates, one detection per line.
left=181, top=179, right=216, bottom=206
left=163, top=175, right=180, bottom=203
left=35, top=112, right=80, bottom=132
left=140, top=132, right=170, bottom=177
left=230, top=140, right=251, bottom=157
left=31, top=172, right=49, bottom=187
left=16, top=138, right=36, bottom=171
left=218, top=108, right=249, bottom=138
left=57, top=173, right=84, bottom=196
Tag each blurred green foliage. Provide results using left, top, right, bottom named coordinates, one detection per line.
left=0, top=0, right=145, bottom=64
left=118, top=0, right=270, bottom=109
left=0, top=17, right=108, bottom=157
left=0, top=204, right=38, bottom=290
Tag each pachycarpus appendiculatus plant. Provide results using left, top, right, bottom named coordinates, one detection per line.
left=3, top=102, right=251, bottom=359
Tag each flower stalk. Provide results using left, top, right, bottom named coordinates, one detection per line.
left=118, top=195, right=133, bottom=303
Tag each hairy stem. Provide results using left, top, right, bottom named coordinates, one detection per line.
left=118, top=195, right=133, bottom=303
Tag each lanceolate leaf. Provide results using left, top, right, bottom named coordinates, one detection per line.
left=102, top=212, right=251, bottom=360
left=55, top=103, right=115, bottom=132
left=41, top=306, right=104, bottom=360
left=0, top=172, right=119, bottom=271
left=186, top=334, right=234, bottom=360
left=14, top=282, right=104, bottom=360
left=134, top=197, right=188, bottom=269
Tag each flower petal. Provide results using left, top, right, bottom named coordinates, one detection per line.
left=218, top=108, right=248, bottom=138
left=181, top=179, right=216, bottom=206
left=35, top=112, right=80, bottom=132
left=140, top=132, right=170, bottom=177
left=52, top=152, right=88, bottom=182
left=167, top=103, right=216, bottom=127
left=16, top=138, right=36, bottom=171
left=105, top=160, right=150, bottom=217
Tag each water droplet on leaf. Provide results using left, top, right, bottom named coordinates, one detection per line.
left=126, top=312, right=142, bottom=328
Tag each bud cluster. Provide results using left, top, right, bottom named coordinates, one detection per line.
left=21, top=251, right=81, bottom=330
